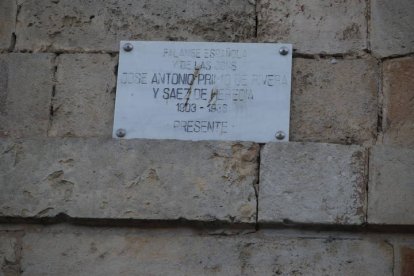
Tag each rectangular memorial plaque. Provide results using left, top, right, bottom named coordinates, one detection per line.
left=113, top=41, right=292, bottom=142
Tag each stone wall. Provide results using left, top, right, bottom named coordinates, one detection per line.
left=0, top=0, right=413, bottom=275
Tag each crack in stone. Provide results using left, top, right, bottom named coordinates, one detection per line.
left=365, top=0, right=372, bottom=53
left=47, top=54, right=59, bottom=136
left=7, top=0, right=20, bottom=52
left=376, top=59, right=384, bottom=143
left=253, top=144, right=263, bottom=231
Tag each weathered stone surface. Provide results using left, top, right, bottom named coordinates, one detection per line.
left=291, top=57, right=378, bottom=144
left=259, top=142, right=366, bottom=224
left=257, top=0, right=367, bottom=54
left=370, top=0, right=414, bottom=57
left=0, top=0, right=16, bottom=51
left=15, top=0, right=256, bottom=52
left=48, top=54, right=116, bottom=137
left=0, top=138, right=258, bottom=223
left=20, top=225, right=393, bottom=276
left=401, top=246, right=414, bottom=276
left=382, top=57, right=414, bottom=148
left=0, top=231, right=20, bottom=275
left=387, top=237, right=414, bottom=276
left=368, top=146, right=414, bottom=224
left=243, top=232, right=392, bottom=276
left=0, top=54, right=54, bottom=138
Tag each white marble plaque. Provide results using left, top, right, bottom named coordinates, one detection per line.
left=113, top=41, right=292, bottom=142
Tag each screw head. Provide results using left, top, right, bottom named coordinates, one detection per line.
left=275, top=131, right=286, bottom=140
left=116, top=128, right=126, bottom=138
left=279, top=46, right=289, bottom=56
left=123, top=43, right=133, bottom=52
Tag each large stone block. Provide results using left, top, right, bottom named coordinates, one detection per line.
left=15, top=0, right=256, bottom=52
left=370, top=0, right=414, bottom=57
left=291, top=58, right=378, bottom=145
left=382, top=57, right=414, bottom=148
left=0, top=231, right=20, bottom=275
left=368, top=146, right=414, bottom=224
left=0, top=54, right=54, bottom=138
left=48, top=54, right=116, bottom=137
left=257, top=0, right=367, bottom=54
left=259, top=142, right=367, bottom=224
left=0, top=0, right=16, bottom=50
left=20, top=225, right=393, bottom=275
left=0, top=138, right=258, bottom=223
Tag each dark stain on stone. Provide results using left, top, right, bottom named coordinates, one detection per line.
left=239, top=242, right=254, bottom=273
left=342, top=23, right=361, bottom=40
left=401, top=246, right=414, bottom=276
left=146, top=168, right=159, bottom=182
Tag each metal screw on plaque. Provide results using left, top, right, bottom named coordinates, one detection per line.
left=275, top=131, right=285, bottom=140
left=279, top=46, right=289, bottom=56
left=116, top=128, right=126, bottom=138
left=123, top=43, right=133, bottom=52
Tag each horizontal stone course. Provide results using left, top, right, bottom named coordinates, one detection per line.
left=259, top=142, right=367, bottom=224
left=0, top=53, right=55, bottom=138
left=18, top=225, right=393, bottom=275
left=370, top=0, right=414, bottom=57
left=48, top=54, right=117, bottom=138
left=15, top=0, right=256, bottom=52
left=382, top=57, right=414, bottom=148
left=290, top=57, right=378, bottom=145
left=368, top=145, right=414, bottom=225
left=0, top=0, right=16, bottom=50
left=0, top=138, right=258, bottom=223
left=46, top=56, right=378, bottom=142
left=257, top=0, right=367, bottom=54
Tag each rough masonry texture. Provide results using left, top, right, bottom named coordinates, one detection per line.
left=48, top=54, right=117, bottom=137
left=15, top=0, right=256, bottom=52
left=257, top=0, right=367, bottom=54
left=18, top=226, right=393, bottom=276
left=382, top=57, right=414, bottom=148
left=290, top=57, right=378, bottom=144
left=0, top=138, right=258, bottom=223
left=370, top=0, right=414, bottom=57
left=259, top=143, right=366, bottom=225
left=44, top=56, right=380, bottom=142
left=0, top=54, right=55, bottom=138
left=1, top=0, right=414, bottom=274
left=0, top=230, right=20, bottom=275
left=368, top=146, right=414, bottom=225
left=0, top=0, right=16, bottom=51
